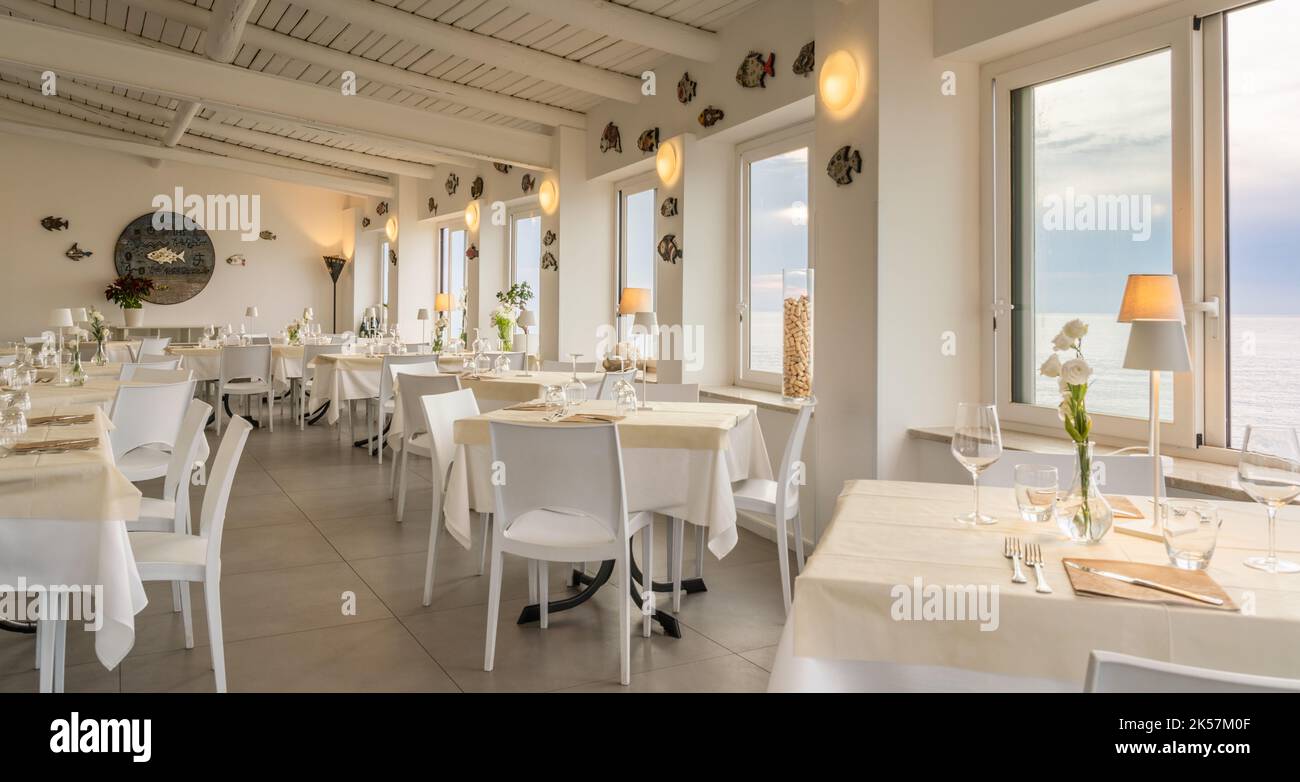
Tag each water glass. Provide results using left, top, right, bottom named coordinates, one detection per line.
left=1162, top=500, right=1222, bottom=570
left=493, top=354, right=511, bottom=375
left=1014, top=464, right=1059, bottom=523
left=543, top=384, right=564, bottom=411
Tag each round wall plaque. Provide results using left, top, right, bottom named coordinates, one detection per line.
left=113, top=212, right=216, bottom=305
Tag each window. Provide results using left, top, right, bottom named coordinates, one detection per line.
left=739, top=128, right=811, bottom=389
left=510, top=207, right=542, bottom=336
left=439, top=224, right=467, bottom=342
left=615, top=173, right=657, bottom=340
left=380, top=238, right=391, bottom=328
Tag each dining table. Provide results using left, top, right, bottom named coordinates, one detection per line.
left=167, top=344, right=306, bottom=386
left=0, top=403, right=147, bottom=692
left=772, top=479, right=1300, bottom=692
left=442, top=399, right=772, bottom=635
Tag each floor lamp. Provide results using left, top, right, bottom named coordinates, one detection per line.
left=323, top=256, right=347, bottom=333
left=1118, top=274, right=1192, bottom=530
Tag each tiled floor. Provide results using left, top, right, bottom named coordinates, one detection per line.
left=0, top=417, right=787, bottom=692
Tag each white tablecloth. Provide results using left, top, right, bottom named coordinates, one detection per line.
left=442, top=401, right=772, bottom=558
left=169, top=345, right=305, bottom=385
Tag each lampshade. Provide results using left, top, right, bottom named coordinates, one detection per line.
left=365, top=306, right=377, bottom=319
left=1118, top=274, right=1186, bottom=322
left=633, top=311, right=657, bottom=329
left=434, top=292, right=453, bottom=312
left=1124, top=320, right=1192, bottom=372
left=618, top=287, right=651, bottom=315
left=72, top=307, right=88, bottom=322
left=245, top=306, right=259, bottom=317
left=417, top=308, right=429, bottom=321
left=820, top=50, right=860, bottom=112
left=50, top=308, right=74, bottom=328
left=538, top=180, right=557, bottom=213
left=655, top=143, right=677, bottom=183
left=517, top=309, right=536, bottom=328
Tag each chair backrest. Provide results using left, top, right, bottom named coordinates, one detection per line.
left=164, top=399, right=213, bottom=519
left=488, top=421, right=628, bottom=544
left=404, top=343, right=430, bottom=354
left=419, top=388, right=480, bottom=487
left=301, top=343, right=336, bottom=372
left=642, top=383, right=700, bottom=402
left=595, top=369, right=638, bottom=400
left=542, top=360, right=597, bottom=373
left=492, top=351, right=526, bottom=370
left=77, top=341, right=99, bottom=361
left=199, top=416, right=254, bottom=568
left=138, top=353, right=181, bottom=365
left=135, top=336, right=171, bottom=360
left=979, top=451, right=1163, bottom=495
left=109, top=380, right=196, bottom=459
left=397, top=373, right=461, bottom=441
left=24, top=336, right=48, bottom=346
left=119, top=359, right=183, bottom=379
left=219, top=345, right=273, bottom=385
left=776, top=399, right=816, bottom=515
left=129, top=368, right=194, bottom=385
left=248, top=335, right=271, bottom=345
left=1085, top=650, right=1300, bottom=693
left=379, top=355, right=440, bottom=408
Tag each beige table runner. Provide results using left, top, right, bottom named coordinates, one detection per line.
left=453, top=400, right=757, bottom=450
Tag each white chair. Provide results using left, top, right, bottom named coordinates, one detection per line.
left=24, top=335, right=49, bottom=347
left=489, top=351, right=526, bottom=370
left=594, top=369, right=638, bottom=400
left=132, top=336, right=171, bottom=360
left=391, top=372, right=461, bottom=520
left=119, top=360, right=184, bottom=380
left=979, top=451, right=1165, bottom=496
left=138, top=353, right=181, bottom=364
left=484, top=421, right=653, bottom=685
left=1085, top=650, right=1300, bottom=693
left=247, top=334, right=271, bottom=345
left=127, top=368, right=193, bottom=385
left=296, top=344, right=337, bottom=429
left=217, top=345, right=274, bottom=434
left=371, top=355, right=439, bottom=464
left=404, top=343, right=431, bottom=354
left=710, top=399, right=815, bottom=614
left=418, top=388, right=490, bottom=605
left=542, top=360, right=596, bottom=372
left=129, top=416, right=253, bottom=692
left=109, top=380, right=196, bottom=483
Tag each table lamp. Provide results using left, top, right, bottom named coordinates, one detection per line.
left=417, top=307, right=430, bottom=350
left=517, top=309, right=536, bottom=376
left=72, top=307, right=88, bottom=324
left=632, top=310, right=657, bottom=410
left=245, top=306, right=259, bottom=335
left=1118, top=274, right=1192, bottom=529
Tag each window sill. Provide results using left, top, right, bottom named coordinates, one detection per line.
left=908, top=426, right=1246, bottom=501
left=702, top=385, right=807, bottom=414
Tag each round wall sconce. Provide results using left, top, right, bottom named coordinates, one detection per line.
left=819, top=50, right=859, bottom=112
left=384, top=216, right=399, bottom=243
left=465, top=201, right=480, bottom=231
left=656, top=142, right=678, bottom=183
left=538, top=180, right=558, bottom=213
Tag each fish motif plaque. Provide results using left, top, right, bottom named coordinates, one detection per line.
left=114, top=212, right=215, bottom=305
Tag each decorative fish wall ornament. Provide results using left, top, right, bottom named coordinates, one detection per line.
left=637, top=127, right=659, bottom=153
left=389, top=248, right=397, bottom=266
left=259, top=230, right=277, bottom=240
left=471, top=176, right=484, bottom=199
left=676, top=72, right=697, bottom=104
left=427, top=197, right=438, bottom=215
left=698, top=106, right=725, bottom=128
left=445, top=173, right=460, bottom=196
left=521, top=174, right=536, bottom=193
left=376, top=201, right=389, bottom=216
left=41, top=216, right=69, bottom=231
left=736, top=51, right=775, bottom=88
left=542, top=230, right=556, bottom=246
left=826, top=145, right=863, bottom=186
left=147, top=247, right=185, bottom=265
left=64, top=243, right=93, bottom=261
left=225, top=254, right=247, bottom=266
left=465, top=243, right=479, bottom=261
left=792, top=41, right=815, bottom=76
left=361, top=217, right=371, bottom=228
left=541, top=251, right=557, bottom=271
left=493, top=163, right=513, bottom=174
left=660, top=197, right=678, bottom=217
left=657, top=234, right=682, bottom=265
left=600, top=122, right=622, bottom=154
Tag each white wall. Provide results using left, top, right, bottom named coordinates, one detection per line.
left=0, top=133, right=347, bottom=340
left=556, top=126, right=614, bottom=360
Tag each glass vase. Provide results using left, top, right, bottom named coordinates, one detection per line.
left=91, top=339, right=109, bottom=366
left=496, top=321, right=514, bottom=351
left=1056, top=441, right=1114, bottom=544
left=782, top=268, right=813, bottom=402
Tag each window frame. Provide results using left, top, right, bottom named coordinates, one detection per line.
left=507, top=203, right=542, bottom=333
left=436, top=218, right=469, bottom=342
left=736, top=124, right=814, bottom=392
left=613, top=171, right=659, bottom=341
left=985, top=19, right=1205, bottom=450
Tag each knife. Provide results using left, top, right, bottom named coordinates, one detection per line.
left=1064, top=560, right=1225, bottom=606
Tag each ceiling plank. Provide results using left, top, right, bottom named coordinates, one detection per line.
left=504, top=0, right=717, bottom=61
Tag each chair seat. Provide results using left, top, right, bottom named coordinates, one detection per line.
left=127, top=497, right=179, bottom=532
left=224, top=380, right=272, bottom=393
left=117, top=446, right=171, bottom=482
left=404, top=431, right=432, bottom=457
left=503, top=508, right=616, bottom=547
left=732, top=479, right=799, bottom=519
left=128, top=531, right=208, bottom=572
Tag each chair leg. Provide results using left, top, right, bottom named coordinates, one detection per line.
left=215, top=386, right=223, bottom=436
left=793, top=510, right=807, bottom=573
left=267, top=391, right=274, bottom=432
left=204, top=581, right=227, bottom=692
left=671, top=517, right=684, bottom=612
left=52, top=592, right=67, bottom=693
left=484, top=548, right=504, bottom=672
left=775, top=512, right=792, bottom=615
left=696, top=523, right=706, bottom=579
left=389, top=440, right=402, bottom=499
left=395, top=446, right=409, bottom=520
left=478, top=513, right=490, bottom=576
left=538, top=562, right=549, bottom=629
left=527, top=559, right=538, bottom=604
left=422, top=504, right=441, bottom=606
left=180, top=582, right=194, bottom=649
left=642, top=522, right=653, bottom=638
left=618, top=541, right=630, bottom=686
left=171, top=581, right=182, bottom=612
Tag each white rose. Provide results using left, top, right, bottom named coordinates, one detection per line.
left=1062, top=319, right=1089, bottom=339
left=1061, top=357, right=1092, bottom=386
left=1052, top=332, right=1074, bottom=351
left=1058, top=377, right=1069, bottom=395
left=1039, top=354, right=1062, bottom=378
left=1058, top=399, right=1071, bottom=421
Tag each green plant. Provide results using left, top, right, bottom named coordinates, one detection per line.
left=495, top=282, right=533, bottom=311
left=104, top=273, right=156, bottom=309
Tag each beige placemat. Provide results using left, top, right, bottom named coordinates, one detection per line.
left=1064, top=558, right=1237, bottom=611
left=10, top=436, right=100, bottom=453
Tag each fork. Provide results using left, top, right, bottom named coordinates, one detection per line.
left=1003, top=536, right=1028, bottom=584
left=1023, top=543, right=1052, bottom=594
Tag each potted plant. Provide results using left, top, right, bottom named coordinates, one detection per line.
left=492, top=282, right=533, bottom=351
left=104, top=273, right=156, bottom=328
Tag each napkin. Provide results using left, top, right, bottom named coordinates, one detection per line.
left=558, top=413, right=624, bottom=424
left=1105, top=495, right=1145, bottom=520
left=27, top=414, right=95, bottom=426
left=1063, top=558, right=1236, bottom=611
left=10, top=437, right=100, bottom=453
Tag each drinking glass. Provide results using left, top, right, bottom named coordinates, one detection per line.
left=951, top=402, right=1003, bottom=525
left=1162, top=500, right=1222, bottom=570
left=475, top=353, right=492, bottom=376
left=543, top=384, right=565, bottom=412
left=1014, top=464, right=1058, bottom=522
left=0, top=411, right=22, bottom=452
left=564, top=353, right=587, bottom=409
left=1237, top=425, right=1300, bottom=574
left=493, top=354, right=511, bottom=375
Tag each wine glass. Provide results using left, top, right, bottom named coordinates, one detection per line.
left=564, top=353, right=587, bottom=409
left=951, top=402, right=1003, bottom=526
left=1237, top=425, right=1300, bottom=574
